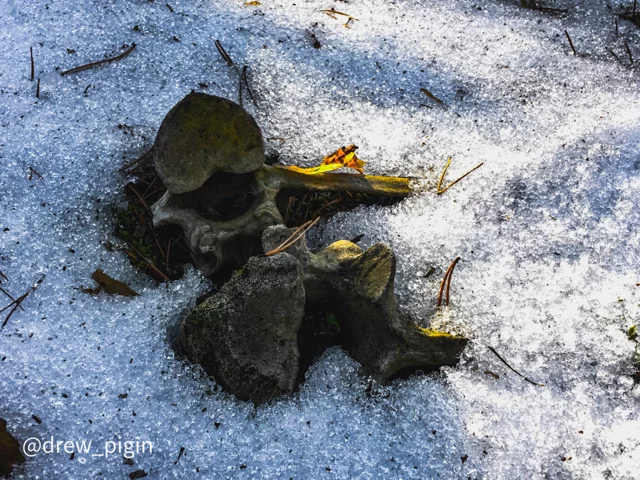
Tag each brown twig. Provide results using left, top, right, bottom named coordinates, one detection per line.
left=0, top=287, right=25, bottom=312
left=624, top=39, right=634, bottom=64
left=141, top=176, right=158, bottom=200
left=166, top=3, right=174, bottom=12
left=148, top=221, right=166, bottom=259
left=487, top=346, right=544, bottom=386
left=265, top=217, right=320, bottom=256
left=436, top=158, right=483, bottom=194
left=310, top=196, right=344, bottom=219
left=126, top=183, right=151, bottom=214
left=215, top=40, right=233, bottom=66
left=165, top=236, right=172, bottom=271
left=0, top=271, right=7, bottom=283
left=60, top=43, right=136, bottom=76
left=284, top=196, right=295, bottom=225
left=321, top=8, right=358, bottom=21
left=564, top=30, right=577, bottom=55
left=119, top=148, right=153, bottom=172
left=437, top=257, right=460, bottom=307
left=28, top=166, right=42, bottom=180
left=608, top=47, right=623, bottom=64
left=241, top=65, right=258, bottom=108
left=36, top=78, right=40, bottom=98
left=445, top=257, right=460, bottom=306
left=126, top=243, right=170, bottom=282
left=1, top=291, right=29, bottom=328
left=1, top=275, right=45, bottom=330
left=30, top=47, right=35, bottom=81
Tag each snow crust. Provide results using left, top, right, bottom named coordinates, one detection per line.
left=1, top=0, right=639, bottom=478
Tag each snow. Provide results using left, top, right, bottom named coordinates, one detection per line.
left=1, top=0, right=640, bottom=478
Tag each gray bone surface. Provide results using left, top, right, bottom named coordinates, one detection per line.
left=153, top=92, right=265, bottom=194
left=180, top=226, right=467, bottom=404
left=180, top=253, right=305, bottom=404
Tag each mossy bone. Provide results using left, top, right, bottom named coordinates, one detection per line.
left=180, top=226, right=468, bottom=404
left=151, top=92, right=411, bottom=276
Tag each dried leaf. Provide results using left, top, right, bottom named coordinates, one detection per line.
left=283, top=145, right=366, bottom=175
left=245, top=1, right=261, bottom=5
left=0, top=419, right=25, bottom=476
left=90, top=269, right=139, bottom=297
left=420, top=87, right=443, bottom=104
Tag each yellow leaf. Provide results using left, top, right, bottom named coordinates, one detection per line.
left=245, top=1, right=261, bottom=5
left=282, top=145, right=366, bottom=175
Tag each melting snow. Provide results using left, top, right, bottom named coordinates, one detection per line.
left=1, top=0, right=639, bottom=478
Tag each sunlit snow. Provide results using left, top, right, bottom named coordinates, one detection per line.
left=1, top=0, right=639, bottom=478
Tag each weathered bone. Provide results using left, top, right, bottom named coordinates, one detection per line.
left=151, top=94, right=411, bottom=276
left=152, top=165, right=410, bottom=276
left=180, top=226, right=467, bottom=404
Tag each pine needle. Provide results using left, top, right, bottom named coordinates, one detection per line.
left=437, top=158, right=483, bottom=194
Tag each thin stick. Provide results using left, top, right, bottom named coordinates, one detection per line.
left=265, top=217, right=320, bottom=256
left=165, top=236, right=172, bottom=271
left=0, top=271, right=7, bottom=283
left=241, top=66, right=258, bottom=107
left=437, top=158, right=483, bottom=194
left=608, top=48, right=622, bottom=64
left=274, top=217, right=320, bottom=254
left=310, top=196, right=343, bottom=219
left=238, top=68, right=244, bottom=106
left=436, top=157, right=452, bottom=193
left=141, top=176, right=158, bottom=200
left=536, top=6, right=568, bottom=13
left=437, top=257, right=460, bottom=307
left=0, top=287, right=25, bottom=312
left=30, top=47, right=35, bottom=81
left=321, top=8, right=358, bottom=21
left=269, top=219, right=312, bottom=253
left=215, top=40, right=233, bottom=66
left=28, top=166, right=42, bottom=179
left=284, top=196, right=295, bottom=225
left=148, top=221, right=166, bottom=259
left=1, top=291, right=29, bottom=328
left=36, top=78, right=40, bottom=98
left=487, top=346, right=544, bottom=386
left=564, top=30, right=576, bottom=55
left=624, top=39, right=634, bottom=64
left=126, top=243, right=170, bottom=281
left=445, top=257, right=461, bottom=306
left=119, top=148, right=152, bottom=172
left=615, top=17, right=619, bottom=36
left=60, top=43, right=136, bottom=76
left=1, top=275, right=45, bottom=329
left=126, top=183, right=151, bottom=214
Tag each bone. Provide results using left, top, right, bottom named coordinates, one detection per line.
left=180, top=226, right=467, bottom=404
left=151, top=93, right=413, bottom=278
